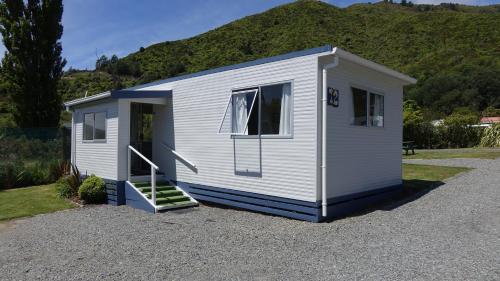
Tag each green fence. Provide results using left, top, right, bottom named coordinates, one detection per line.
left=0, top=127, right=71, bottom=189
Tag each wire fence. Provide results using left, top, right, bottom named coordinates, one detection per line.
left=0, top=127, right=71, bottom=189
left=0, top=127, right=71, bottom=161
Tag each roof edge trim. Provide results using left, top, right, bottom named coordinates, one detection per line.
left=127, top=45, right=334, bottom=90
left=330, top=47, right=417, bottom=85
left=110, top=90, right=172, bottom=99
left=63, top=91, right=111, bottom=109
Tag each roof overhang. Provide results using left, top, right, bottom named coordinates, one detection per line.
left=64, top=90, right=172, bottom=110
left=329, top=47, right=417, bottom=85
left=63, top=45, right=417, bottom=110
left=110, top=90, right=172, bottom=99
left=63, top=91, right=111, bottom=110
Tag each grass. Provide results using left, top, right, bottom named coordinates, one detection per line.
left=403, top=163, right=471, bottom=190
left=0, top=183, right=76, bottom=221
left=403, top=148, right=500, bottom=160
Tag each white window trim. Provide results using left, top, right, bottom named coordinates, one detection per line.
left=349, top=84, right=385, bottom=129
left=82, top=111, right=107, bottom=143
left=229, top=80, right=294, bottom=139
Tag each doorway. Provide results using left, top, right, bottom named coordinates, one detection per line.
left=130, top=103, right=153, bottom=175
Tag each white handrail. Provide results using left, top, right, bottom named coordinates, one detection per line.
left=161, top=142, right=197, bottom=169
left=128, top=145, right=159, bottom=169
left=128, top=145, right=159, bottom=207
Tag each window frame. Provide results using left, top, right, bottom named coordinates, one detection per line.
left=82, top=111, right=107, bottom=143
left=230, top=80, right=294, bottom=139
left=349, top=84, right=385, bottom=129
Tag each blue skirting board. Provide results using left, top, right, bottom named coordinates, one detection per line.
left=175, top=181, right=402, bottom=222
left=103, top=177, right=401, bottom=222
left=104, top=180, right=125, bottom=206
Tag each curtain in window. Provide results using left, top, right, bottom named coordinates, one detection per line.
left=370, top=94, right=384, bottom=127
left=279, top=83, right=292, bottom=135
left=232, top=94, right=248, bottom=134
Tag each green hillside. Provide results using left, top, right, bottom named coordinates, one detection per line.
left=56, top=0, right=500, bottom=118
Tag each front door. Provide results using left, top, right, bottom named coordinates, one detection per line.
left=130, top=103, right=153, bottom=175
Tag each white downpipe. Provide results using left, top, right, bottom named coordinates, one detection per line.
left=321, top=56, right=339, bottom=217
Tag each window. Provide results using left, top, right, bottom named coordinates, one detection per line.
left=83, top=112, right=106, bottom=141
left=352, top=88, right=367, bottom=126
left=351, top=87, right=384, bottom=127
left=219, top=82, right=292, bottom=136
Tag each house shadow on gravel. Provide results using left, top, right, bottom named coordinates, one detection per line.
left=324, top=179, right=446, bottom=222
left=197, top=180, right=446, bottom=224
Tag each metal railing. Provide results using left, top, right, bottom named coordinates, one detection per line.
left=128, top=145, right=159, bottom=204
left=161, top=142, right=197, bottom=170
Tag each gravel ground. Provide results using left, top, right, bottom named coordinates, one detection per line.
left=1, top=158, right=499, bottom=281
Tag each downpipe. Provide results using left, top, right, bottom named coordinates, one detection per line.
left=321, top=56, right=339, bottom=217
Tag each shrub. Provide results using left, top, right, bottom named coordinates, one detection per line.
left=22, top=162, right=50, bottom=186
left=67, top=163, right=82, bottom=193
left=55, top=175, right=77, bottom=198
left=0, top=161, right=24, bottom=189
left=48, top=160, right=71, bottom=182
left=480, top=124, right=500, bottom=147
left=78, top=175, right=106, bottom=204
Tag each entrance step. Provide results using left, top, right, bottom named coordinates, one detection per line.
left=129, top=180, right=198, bottom=212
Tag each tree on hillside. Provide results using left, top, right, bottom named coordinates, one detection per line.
left=95, top=55, right=110, bottom=70
left=0, top=0, right=66, bottom=128
left=482, top=106, right=500, bottom=117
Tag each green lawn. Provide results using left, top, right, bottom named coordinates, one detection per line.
left=0, top=184, right=76, bottom=221
left=403, top=163, right=471, bottom=190
left=403, top=148, right=500, bottom=160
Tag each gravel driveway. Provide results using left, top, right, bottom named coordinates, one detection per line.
left=1, top=158, right=499, bottom=281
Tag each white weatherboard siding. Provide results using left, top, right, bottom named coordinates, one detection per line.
left=152, top=99, right=177, bottom=179
left=73, top=100, right=119, bottom=180
left=140, top=54, right=320, bottom=202
left=324, top=57, right=403, bottom=199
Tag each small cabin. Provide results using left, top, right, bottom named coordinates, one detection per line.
left=64, top=45, right=416, bottom=222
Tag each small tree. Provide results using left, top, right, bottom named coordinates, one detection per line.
left=480, top=124, right=500, bottom=147
left=482, top=106, right=500, bottom=117
left=95, top=55, right=110, bottom=71
left=442, top=109, right=481, bottom=148
left=0, top=0, right=66, bottom=128
left=403, top=100, right=423, bottom=141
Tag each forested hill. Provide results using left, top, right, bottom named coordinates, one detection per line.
left=59, top=0, right=500, bottom=118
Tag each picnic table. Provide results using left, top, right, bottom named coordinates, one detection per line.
left=403, top=141, right=415, bottom=155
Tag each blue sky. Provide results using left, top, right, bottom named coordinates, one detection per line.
left=1, top=0, right=498, bottom=70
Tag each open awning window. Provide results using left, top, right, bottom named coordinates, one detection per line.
left=218, top=89, right=258, bottom=135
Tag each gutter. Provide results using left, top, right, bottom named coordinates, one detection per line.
left=321, top=54, right=339, bottom=218
left=63, top=91, right=111, bottom=110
